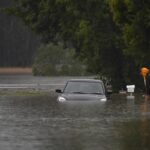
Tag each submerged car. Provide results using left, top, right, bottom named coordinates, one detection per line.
left=55, top=79, right=110, bottom=102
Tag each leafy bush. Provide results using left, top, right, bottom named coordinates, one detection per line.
left=60, top=65, right=70, bottom=75
left=32, top=64, right=57, bottom=76
left=32, top=42, right=87, bottom=76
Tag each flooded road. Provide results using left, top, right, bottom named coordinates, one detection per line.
left=0, top=75, right=94, bottom=91
left=0, top=75, right=150, bottom=150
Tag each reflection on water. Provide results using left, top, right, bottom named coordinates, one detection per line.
left=0, top=93, right=150, bottom=150
left=113, top=96, right=150, bottom=150
left=117, top=119, right=150, bottom=150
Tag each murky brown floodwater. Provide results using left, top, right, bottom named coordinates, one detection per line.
left=0, top=75, right=150, bottom=150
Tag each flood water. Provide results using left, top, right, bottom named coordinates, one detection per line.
left=0, top=75, right=150, bottom=150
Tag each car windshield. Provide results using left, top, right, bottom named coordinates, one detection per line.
left=63, top=81, right=104, bottom=94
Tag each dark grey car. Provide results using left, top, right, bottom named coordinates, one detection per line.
left=55, top=79, right=109, bottom=102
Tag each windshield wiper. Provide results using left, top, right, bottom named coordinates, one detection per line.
left=72, top=91, right=86, bottom=94
left=88, top=92, right=103, bottom=95
left=72, top=92, right=103, bottom=95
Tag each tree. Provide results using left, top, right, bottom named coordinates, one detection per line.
left=8, top=0, right=126, bottom=90
left=109, top=0, right=150, bottom=89
left=32, top=42, right=87, bottom=76
left=110, top=0, right=150, bottom=66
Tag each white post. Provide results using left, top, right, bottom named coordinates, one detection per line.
left=126, top=85, right=135, bottom=99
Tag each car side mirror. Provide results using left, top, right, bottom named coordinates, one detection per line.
left=55, top=89, right=62, bottom=93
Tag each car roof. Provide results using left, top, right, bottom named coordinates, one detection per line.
left=67, top=79, right=103, bottom=83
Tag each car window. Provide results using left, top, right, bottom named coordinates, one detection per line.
left=63, top=81, right=104, bottom=94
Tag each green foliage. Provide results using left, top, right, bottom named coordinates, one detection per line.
left=60, top=65, right=70, bottom=75
left=8, top=0, right=129, bottom=90
left=109, top=0, right=150, bottom=90
left=32, top=42, right=87, bottom=76
left=110, top=0, right=150, bottom=66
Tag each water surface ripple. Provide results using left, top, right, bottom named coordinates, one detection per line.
left=0, top=75, right=150, bottom=150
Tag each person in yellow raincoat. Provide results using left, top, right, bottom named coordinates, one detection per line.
left=141, top=67, right=150, bottom=96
